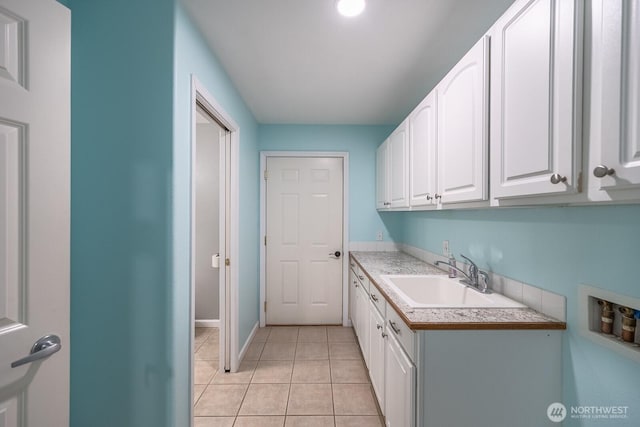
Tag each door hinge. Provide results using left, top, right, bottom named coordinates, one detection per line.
left=264, top=301, right=267, bottom=312
left=264, top=235, right=267, bottom=246
left=577, top=170, right=583, bottom=193
left=264, top=169, right=268, bottom=180
left=225, top=258, right=230, bottom=266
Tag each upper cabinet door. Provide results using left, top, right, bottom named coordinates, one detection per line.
left=490, top=0, right=583, bottom=199
left=590, top=0, right=640, bottom=195
left=409, top=91, right=438, bottom=207
left=389, top=120, right=410, bottom=208
left=376, top=140, right=390, bottom=209
left=437, top=37, right=489, bottom=204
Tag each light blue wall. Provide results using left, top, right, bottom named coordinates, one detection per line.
left=68, top=0, right=176, bottom=426
left=394, top=205, right=640, bottom=426
left=259, top=125, right=396, bottom=242
left=173, top=4, right=260, bottom=423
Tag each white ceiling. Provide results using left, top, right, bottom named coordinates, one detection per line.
left=183, top=0, right=517, bottom=125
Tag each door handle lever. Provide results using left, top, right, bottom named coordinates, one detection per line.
left=328, top=251, right=341, bottom=259
left=11, top=335, right=62, bottom=368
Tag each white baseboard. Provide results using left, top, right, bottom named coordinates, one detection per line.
left=195, top=319, right=220, bottom=328
left=238, top=321, right=259, bottom=362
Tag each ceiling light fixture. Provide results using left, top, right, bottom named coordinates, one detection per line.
left=336, top=0, right=366, bottom=17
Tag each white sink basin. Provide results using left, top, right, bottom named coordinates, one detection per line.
left=380, top=274, right=526, bottom=309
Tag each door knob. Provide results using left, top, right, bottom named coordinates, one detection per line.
left=550, top=174, right=567, bottom=184
left=329, top=251, right=341, bottom=258
left=11, top=334, right=62, bottom=368
left=593, top=165, right=615, bottom=178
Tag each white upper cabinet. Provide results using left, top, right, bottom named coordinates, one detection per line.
left=589, top=0, right=640, bottom=198
left=490, top=0, right=583, bottom=200
left=376, top=139, right=390, bottom=209
left=409, top=91, right=438, bottom=207
left=437, top=37, right=489, bottom=204
left=389, top=120, right=410, bottom=208
left=377, top=121, right=410, bottom=210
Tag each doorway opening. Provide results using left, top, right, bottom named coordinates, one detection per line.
left=190, top=77, right=240, bottom=423
left=260, top=152, right=350, bottom=327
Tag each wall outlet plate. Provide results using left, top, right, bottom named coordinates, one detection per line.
left=376, top=231, right=383, bottom=241
left=442, top=240, right=450, bottom=256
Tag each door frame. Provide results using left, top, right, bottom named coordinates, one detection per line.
left=189, top=76, right=240, bottom=383
left=259, top=151, right=350, bottom=327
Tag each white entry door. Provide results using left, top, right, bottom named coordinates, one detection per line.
left=265, top=157, right=343, bottom=325
left=0, top=0, right=70, bottom=426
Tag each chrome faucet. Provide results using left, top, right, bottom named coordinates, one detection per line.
left=435, top=254, right=491, bottom=294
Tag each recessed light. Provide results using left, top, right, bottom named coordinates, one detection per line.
left=336, top=0, right=366, bottom=17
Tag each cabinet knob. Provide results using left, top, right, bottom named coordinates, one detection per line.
left=550, top=174, right=567, bottom=184
left=376, top=323, right=382, bottom=330
left=383, top=202, right=391, bottom=206
left=371, top=294, right=379, bottom=302
left=434, top=194, right=442, bottom=200
left=426, top=194, right=433, bottom=201
left=358, top=275, right=365, bottom=280
left=593, top=165, right=615, bottom=178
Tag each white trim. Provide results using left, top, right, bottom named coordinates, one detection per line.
left=190, top=75, right=242, bottom=415
left=195, top=319, right=220, bottom=328
left=238, top=321, right=260, bottom=362
left=259, top=151, right=350, bottom=327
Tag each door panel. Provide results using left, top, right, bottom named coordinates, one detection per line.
left=389, top=122, right=409, bottom=208
left=266, top=157, right=343, bottom=324
left=0, top=0, right=70, bottom=425
left=409, top=91, right=437, bottom=207
left=376, top=141, right=389, bottom=209
left=595, top=0, right=640, bottom=191
left=437, top=37, right=488, bottom=203
left=491, top=0, right=582, bottom=198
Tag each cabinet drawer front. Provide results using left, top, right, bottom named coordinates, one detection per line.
left=369, top=285, right=386, bottom=317
left=356, top=270, right=370, bottom=294
left=387, top=307, right=416, bottom=362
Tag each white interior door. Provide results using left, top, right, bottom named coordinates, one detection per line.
left=0, top=0, right=70, bottom=426
left=265, top=157, right=343, bottom=325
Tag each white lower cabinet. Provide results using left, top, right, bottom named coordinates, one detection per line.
left=368, top=301, right=386, bottom=412
left=384, top=330, right=415, bottom=427
left=355, top=278, right=370, bottom=366
left=418, top=330, right=561, bottom=427
left=348, top=268, right=357, bottom=330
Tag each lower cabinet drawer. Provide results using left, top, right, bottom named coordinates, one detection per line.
left=386, top=307, right=416, bottom=362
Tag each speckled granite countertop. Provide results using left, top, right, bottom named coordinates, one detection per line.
left=350, top=251, right=566, bottom=330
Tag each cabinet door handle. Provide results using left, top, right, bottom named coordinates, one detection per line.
left=388, top=320, right=401, bottom=335
left=434, top=194, right=442, bottom=200
left=593, top=165, right=615, bottom=178
left=381, top=332, right=388, bottom=338
left=376, top=323, right=382, bottom=330
left=371, top=294, right=379, bottom=302
left=358, top=275, right=365, bottom=280
left=550, top=173, right=567, bottom=184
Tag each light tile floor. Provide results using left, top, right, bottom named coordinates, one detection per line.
left=193, top=326, right=384, bottom=427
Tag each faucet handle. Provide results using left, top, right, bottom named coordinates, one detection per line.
left=460, top=254, right=476, bottom=268
left=477, top=271, right=491, bottom=293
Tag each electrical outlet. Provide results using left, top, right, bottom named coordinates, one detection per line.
left=442, top=240, right=450, bottom=256
left=376, top=231, right=384, bottom=241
